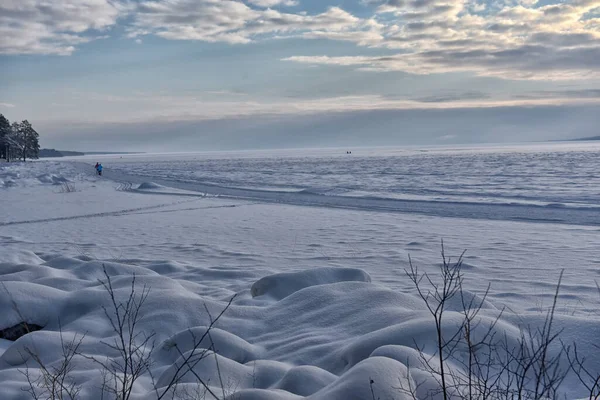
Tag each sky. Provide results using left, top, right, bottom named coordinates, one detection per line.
left=0, top=0, right=599, bottom=151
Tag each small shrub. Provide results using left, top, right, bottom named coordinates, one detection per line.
left=58, top=182, right=77, bottom=193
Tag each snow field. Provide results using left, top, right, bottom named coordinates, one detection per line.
left=1, top=156, right=600, bottom=399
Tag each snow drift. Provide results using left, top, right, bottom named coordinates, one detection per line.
left=0, top=256, right=598, bottom=399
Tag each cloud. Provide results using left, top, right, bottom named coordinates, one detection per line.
left=247, top=0, right=299, bottom=7
left=126, top=2, right=375, bottom=45
left=39, top=90, right=600, bottom=125
left=283, top=44, right=600, bottom=80
left=512, top=89, right=600, bottom=100
left=284, top=0, right=600, bottom=80
left=40, top=105, right=600, bottom=151
left=0, top=0, right=126, bottom=55
left=411, top=91, right=490, bottom=103
left=2, top=0, right=599, bottom=82
left=439, top=134, right=457, bottom=140
left=0, top=102, right=16, bottom=108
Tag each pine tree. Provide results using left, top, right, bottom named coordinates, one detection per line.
left=22, top=120, right=40, bottom=160
left=0, top=114, right=10, bottom=161
left=8, top=120, right=40, bottom=162
left=9, top=121, right=23, bottom=160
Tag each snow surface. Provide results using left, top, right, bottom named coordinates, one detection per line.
left=1, top=145, right=600, bottom=399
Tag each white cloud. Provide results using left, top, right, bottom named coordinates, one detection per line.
left=125, top=0, right=599, bottom=80
left=2, top=0, right=598, bottom=81
left=439, top=134, right=457, bottom=140
left=0, top=0, right=126, bottom=55
left=0, top=102, right=16, bottom=108
left=247, top=0, right=299, bottom=7
left=284, top=0, right=600, bottom=80
left=127, top=1, right=373, bottom=44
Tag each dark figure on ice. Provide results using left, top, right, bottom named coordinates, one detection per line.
left=96, top=163, right=103, bottom=176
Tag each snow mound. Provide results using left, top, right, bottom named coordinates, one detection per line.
left=138, top=182, right=165, bottom=190
left=1, top=161, right=85, bottom=189
left=250, top=267, right=372, bottom=300
left=0, top=249, right=45, bottom=266
left=0, top=170, right=19, bottom=179
left=2, top=179, right=16, bottom=187
left=156, top=326, right=263, bottom=364
left=36, top=174, right=70, bottom=185
left=0, top=253, right=597, bottom=399
left=272, top=365, right=337, bottom=396
left=311, top=356, right=414, bottom=399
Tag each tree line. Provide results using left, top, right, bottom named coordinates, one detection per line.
left=0, top=114, right=40, bottom=162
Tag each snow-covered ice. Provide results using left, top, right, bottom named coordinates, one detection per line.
left=1, top=144, right=599, bottom=399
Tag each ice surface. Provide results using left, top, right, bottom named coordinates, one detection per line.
left=63, top=142, right=600, bottom=226
left=86, top=142, right=600, bottom=210
left=138, top=182, right=165, bottom=190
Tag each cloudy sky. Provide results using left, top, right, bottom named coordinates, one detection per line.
left=1, top=0, right=599, bottom=151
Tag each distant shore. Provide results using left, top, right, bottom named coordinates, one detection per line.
left=39, top=149, right=145, bottom=158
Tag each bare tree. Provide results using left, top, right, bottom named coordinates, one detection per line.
left=151, top=299, right=235, bottom=400
left=3, top=260, right=235, bottom=400
left=58, top=182, right=77, bottom=193
left=71, top=265, right=235, bottom=400
left=405, top=241, right=466, bottom=400
left=567, top=343, right=600, bottom=400
left=1, top=281, right=84, bottom=400
left=21, top=325, right=85, bottom=400
left=78, top=265, right=156, bottom=400
left=566, top=280, right=600, bottom=400
left=496, top=271, right=567, bottom=400
left=400, top=243, right=573, bottom=400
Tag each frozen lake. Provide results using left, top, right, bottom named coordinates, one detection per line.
left=76, top=142, right=600, bottom=225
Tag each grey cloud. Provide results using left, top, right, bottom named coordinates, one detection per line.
left=288, top=39, right=600, bottom=80
left=406, top=22, right=428, bottom=31
left=411, top=0, right=439, bottom=9
left=530, top=32, right=598, bottom=47
left=418, top=45, right=600, bottom=75
left=437, top=39, right=488, bottom=47
left=247, top=0, right=299, bottom=7
left=41, top=105, right=600, bottom=152
left=486, top=23, right=514, bottom=33
left=387, top=33, right=439, bottom=42
left=405, top=20, right=449, bottom=31
left=412, top=91, right=491, bottom=102
left=369, top=0, right=406, bottom=7
left=513, top=89, right=600, bottom=100
left=543, top=5, right=567, bottom=16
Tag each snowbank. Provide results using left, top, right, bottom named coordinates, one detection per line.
left=0, top=255, right=597, bottom=399
left=1, top=161, right=77, bottom=188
